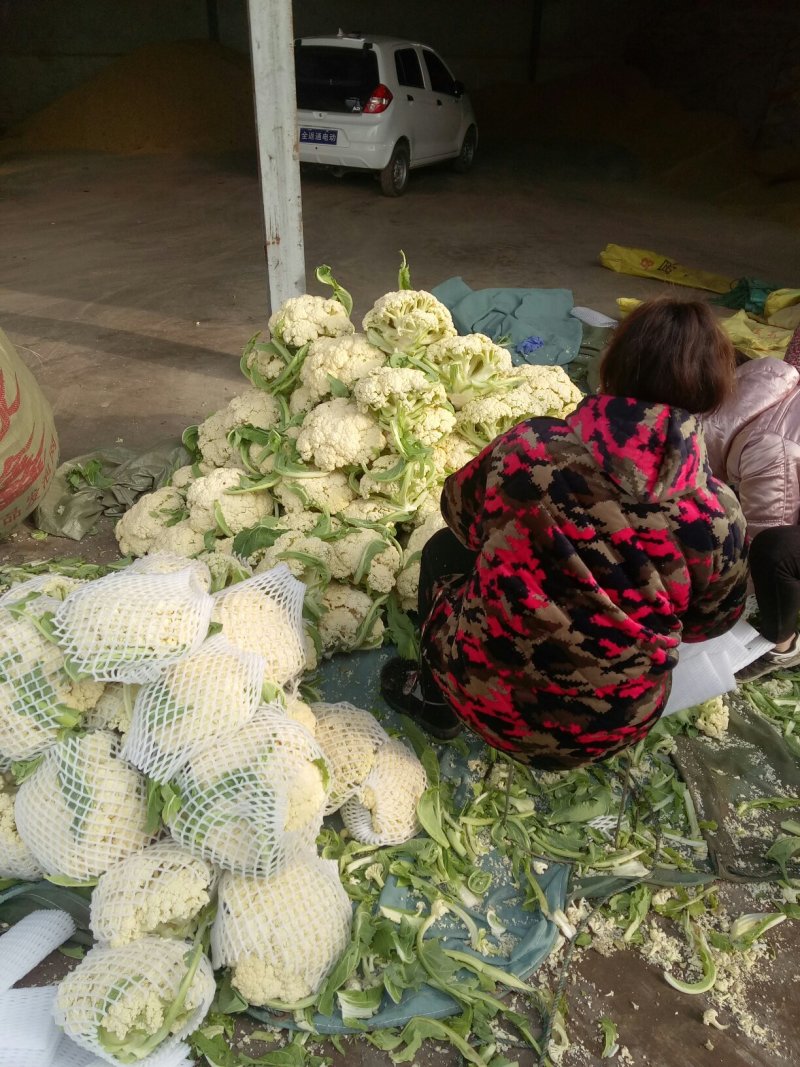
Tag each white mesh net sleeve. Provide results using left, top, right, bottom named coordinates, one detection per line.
left=341, top=739, right=427, bottom=846
left=0, top=985, right=60, bottom=1067
left=53, top=1033, right=100, bottom=1067
left=52, top=568, right=214, bottom=683
left=0, top=603, right=99, bottom=762
left=90, top=841, right=215, bottom=948
left=168, top=707, right=330, bottom=877
left=210, top=566, right=306, bottom=686
left=129, top=553, right=212, bottom=590
left=14, top=731, right=153, bottom=881
left=54, top=937, right=215, bottom=1067
left=0, top=786, right=44, bottom=880
left=122, top=635, right=266, bottom=781
left=0, top=910, right=76, bottom=994
left=211, top=854, right=352, bottom=1006
left=0, top=573, right=82, bottom=609
left=312, top=701, right=389, bottom=814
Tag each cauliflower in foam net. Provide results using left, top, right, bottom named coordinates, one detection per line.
left=55, top=936, right=216, bottom=1063
left=115, top=486, right=186, bottom=557
left=187, top=467, right=272, bottom=536
left=313, top=701, right=389, bottom=812
left=83, top=683, right=137, bottom=735
left=268, top=294, right=355, bottom=349
left=211, top=855, right=352, bottom=1007
left=90, top=841, right=215, bottom=947
left=299, top=333, right=388, bottom=403
left=296, top=397, right=386, bottom=472
left=342, top=739, right=427, bottom=846
left=0, top=782, right=43, bottom=880
left=15, top=730, right=153, bottom=880
left=283, top=693, right=317, bottom=735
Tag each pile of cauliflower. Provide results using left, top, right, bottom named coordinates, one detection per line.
left=0, top=553, right=428, bottom=1063
left=115, top=265, right=584, bottom=654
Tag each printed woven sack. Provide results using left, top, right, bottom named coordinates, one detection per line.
left=168, top=707, right=330, bottom=878
left=211, top=854, right=352, bottom=1006
left=312, top=701, right=389, bottom=813
left=122, top=634, right=266, bottom=781
left=14, top=730, right=153, bottom=880
left=341, top=738, right=427, bottom=846
left=210, top=565, right=306, bottom=686
left=54, top=936, right=215, bottom=1066
left=91, top=841, right=216, bottom=948
left=52, top=566, right=214, bottom=683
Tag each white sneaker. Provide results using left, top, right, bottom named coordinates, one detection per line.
left=736, top=633, right=800, bottom=683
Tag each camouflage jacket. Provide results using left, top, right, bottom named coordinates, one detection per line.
left=423, top=394, right=748, bottom=769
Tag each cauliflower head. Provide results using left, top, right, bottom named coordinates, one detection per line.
left=115, top=486, right=186, bottom=557
left=318, top=583, right=385, bottom=655
left=423, top=332, right=515, bottom=409
left=693, top=696, right=730, bottom=739
left=328, top=527, right=402, bottom=595
left=430, top=432, right=479, bottom=478
left=55, top=936, right=216, bottom=1062
left=254, top=529, right=332, bottom=584
left=211, top=580, right=306, bottom=685
left=313, top=701, right=389, bottom=812
left=296, top=398, right=386, bottom=472
left=300, top=333, right=388, bottom=403
left=342, top=739, right=427, bottom=845
left=211, top=857, right=352, bottom=1006
left=91, top=841, right=215, bottom=947
left=358, top=453, right=438, bottom=512
left=362, top=290, right=456, bottom=357
left=197, top=388, right=281, bottom=468
left=15, top=731, right=153, bottom=880
left=187, top=467, right=272, bottom=536
left=83, top=683, right=137, bottom=735
left=395, top=511, right=447, bottom=611
left=354, top=366, right=456, bottom=449
left=283, top=693, right=317, bottom=735
left=0, top=784, right=43, bottom=880
left=269, top=294, right=355, bottom=349
left=273, top=467, right=356, bottom=515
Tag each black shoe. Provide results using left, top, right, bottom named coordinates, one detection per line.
left=380, top=658, right=463, bottom=741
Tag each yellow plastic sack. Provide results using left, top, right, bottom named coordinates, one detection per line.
left=720, top=310, right=793, bottom=360
left=600, top=244, right=733, bottom=295
left=764, top=288, right=800, bottom=330
left=616, top=298, right=641, bottom=318
left=0, top=328, right=58, bottom=535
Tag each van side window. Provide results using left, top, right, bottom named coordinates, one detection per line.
left=395, top=48, right=425, bottom=89
left=422, top=50, right=455, bottom=95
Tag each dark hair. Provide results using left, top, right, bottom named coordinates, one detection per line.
left=598, top=298, right=735, bottom=414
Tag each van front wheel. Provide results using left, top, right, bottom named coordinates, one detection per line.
left=379, top=143, right=410, bottom=196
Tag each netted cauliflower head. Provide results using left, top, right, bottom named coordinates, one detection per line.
left=187, top=468, right=271, bottom=536
left=91, top=841, right=215, bottom=948
left=296, top=398, right=386, bottom=472
left=313, top=701, right=389, bottom=813
left=211, top=581, right=306, bottom=685
left=211, top=857, right=352, bottom=1006
left=342, top=739, right=427, bottom=845
left=300, top=333, right=388, bottom=403
left=328, top=527, right=402, bottom=595
left=129, top=552, right=211, bottom=588
left=0, top=609, right=104, bottom=761
left=15, top=730, right=153, bottom=880
left=693, top=696, right=730, bottom=739
left=269, top=294, right=355, bottom=349
left=318, top=583, right=385, bottom=655
left=0, top=784, right=43, bottom=880
left=362, top=290, right=456, bottom=356
left=55, top=936, right=216, bottom=1060
left=283, top=693, right=317, bottom=735
left=115, top=486, right=186, bottom=557
left=169, top=710, right=329, bottom=878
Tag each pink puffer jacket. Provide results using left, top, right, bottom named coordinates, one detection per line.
left=702, top=358, right=800, bottom=536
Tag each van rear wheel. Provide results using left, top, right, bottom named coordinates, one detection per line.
left=379, top=142, right=410, bottom=196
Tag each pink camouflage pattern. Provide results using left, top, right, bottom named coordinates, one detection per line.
left=422, top=394, right=749, bottom=769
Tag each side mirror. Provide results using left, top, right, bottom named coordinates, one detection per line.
left=452, top=80, right=465, bottom=98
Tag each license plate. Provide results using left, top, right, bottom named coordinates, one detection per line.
left=299, top=127, right=338, bottom=145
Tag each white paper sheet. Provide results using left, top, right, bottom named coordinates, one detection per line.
left=663, top=621, right=773, bottom=715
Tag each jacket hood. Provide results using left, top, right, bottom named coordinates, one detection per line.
left=566, top=394, right=705, bottom=503
left=703, top=358, right=800, bottom=474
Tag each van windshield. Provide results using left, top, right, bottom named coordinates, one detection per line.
left=295, top=45, right=379, bottom=113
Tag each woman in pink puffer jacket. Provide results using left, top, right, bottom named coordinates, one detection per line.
left=703, top=331, right=800, bottom=680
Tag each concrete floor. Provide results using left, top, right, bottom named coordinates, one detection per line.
left=1, top=144, right=799, bottom=1065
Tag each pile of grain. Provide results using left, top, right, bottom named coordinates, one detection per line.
left=10, top=41, right=256, bottom=156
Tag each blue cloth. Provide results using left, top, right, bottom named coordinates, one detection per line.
left=432, top=277, right=583, bottom=367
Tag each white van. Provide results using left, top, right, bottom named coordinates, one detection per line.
left=294, top=32, right=478, bottom=196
